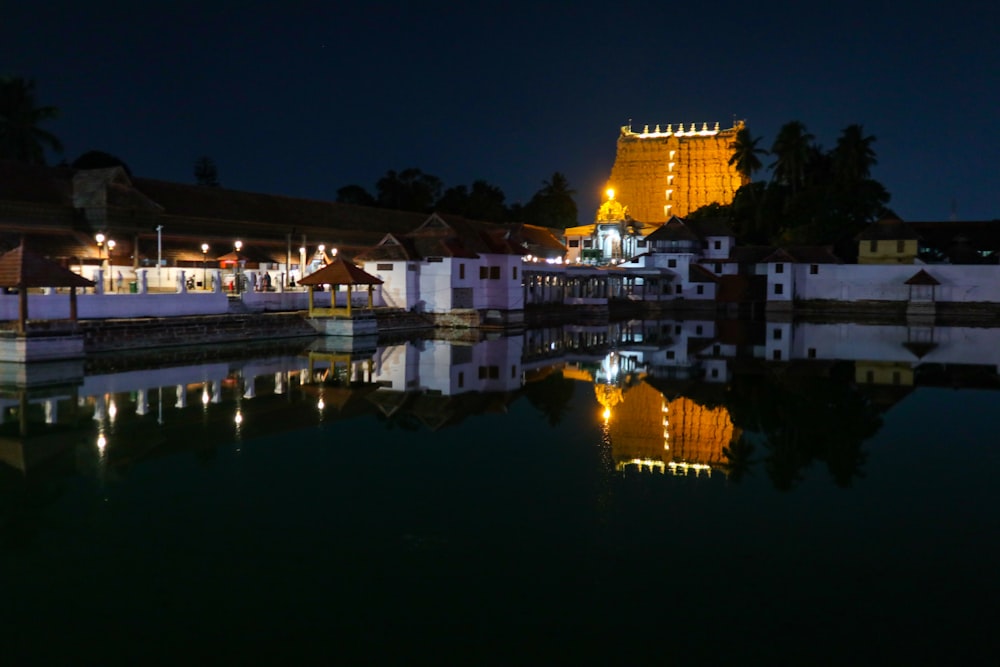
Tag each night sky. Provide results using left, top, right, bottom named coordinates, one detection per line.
left=6, top=1, right=999, bottom=222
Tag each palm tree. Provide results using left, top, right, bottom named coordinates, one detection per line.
left=831, top=123, right=877, bottom=184
left=524, top=172, right=578, bottom=228
left=728, top=126, right=767, bottom=184
left=0, top=76, right=63, bottom=164
left=769, top=121, right=815, bottom=195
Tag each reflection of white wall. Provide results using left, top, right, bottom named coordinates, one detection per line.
left=791, top=323, right=1000, bottom=370
left=372, top=337, right=524, bottom=395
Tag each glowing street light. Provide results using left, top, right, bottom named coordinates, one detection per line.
left=201, top=243, right=209, bottom=290
left=234, top=240, right=243, bottom=294
left=106, top=239, right=116, bottom=292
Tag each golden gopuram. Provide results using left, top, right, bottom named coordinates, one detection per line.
left=607, top=120, right=746, bottom=222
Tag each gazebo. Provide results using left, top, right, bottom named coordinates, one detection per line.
left=298, top=257, right=383, bottom=317
left=0, top=243, right=95, bottom=335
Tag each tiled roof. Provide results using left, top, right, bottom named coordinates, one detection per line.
left=904, top=269, right=940, bottom=286
left=687, top=217, right=734, bottom=238
left=299, top=257, right=383, bottom=286
left=760, top=246, right=841, bottom=264
left=0, top=243, right=95, bottom=288
left=645, top=217, right=700, bottom=243
left=689, top=264, right=719, bottom=283
left=855, top=217, right=922, bottom=241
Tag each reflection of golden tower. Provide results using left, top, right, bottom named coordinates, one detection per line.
left=607, top=382, right=740, bottom=476
left=665, top=396, right=737, bottom=472
left=607, top=121, right=744, bottom=222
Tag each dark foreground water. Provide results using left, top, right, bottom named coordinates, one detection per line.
left=0, top=324, right=997, bottom=665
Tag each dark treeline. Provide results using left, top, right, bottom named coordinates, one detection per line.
left=336, top=169, right=579, bottom=229
left=691, top=121, right=893, bottom=257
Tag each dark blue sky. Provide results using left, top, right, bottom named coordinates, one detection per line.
left=6, top=1, right=999, bottom=222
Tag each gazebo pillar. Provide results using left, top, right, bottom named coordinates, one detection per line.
left=17, top=286, right=27, bottom=335
left=367, top=284, right=374, bottom=308
left=70, top=287, right=79, bottom=322
left=308, top=287, right=315, bottom=314
left=346, top=284, right=352, bottom=316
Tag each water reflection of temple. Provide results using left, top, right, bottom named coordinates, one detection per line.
left=597, top=379, right=739, bottom=477
left=2, top=319, right=1000, bottom=482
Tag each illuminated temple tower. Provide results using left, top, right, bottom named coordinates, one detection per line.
left=607, top=121, right=745, bottom=222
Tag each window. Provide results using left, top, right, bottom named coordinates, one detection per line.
left=490, top=266, right=500, bottom=279
left=711, top=368, right=719, bottom=378
left=478, top=365, right=499, bottom=379
left=512, top=266, right=518, bottom=280
left=583, top=240, right=593, bottom=248
left=459, top=263, right=465, bottom=279
left=897, top=240, right=905, bottom=253
left=675, top=284, right=682, bottom=294
left=638, top=240, right=647, bottom=248
left=666, top=350, right=675, bottom=360
left=713, top=345, right=721, bottom=356
left=377, top=263, right=393, bottom=271
left=407, top=264, right=418, bottom=272
left=427, top=257, right=443, bottom=263
left=696, top=325, right=703, bottom=335
left=479, top=266, right=488, bottom=279
left=772, top=349, right=782, bottom=361
left=568, top=240, right=580, bottom=248
left=808, top=347, right=817, bottom=359
left=458, top=371, right=464, bottom=388
left=668, top=259, right=677, bottom=268
left=713, top=240, right=721, bottom=250
left=511, top=365, right=517, bottom=379
left=774, top=283, right=784, bottom=295
left=715, top=263, right=722, bottom=273
left=810, top=264, right=818, bottom=275
left=696, top=285, right=704, bottom=295
left=870, top=239, right=878, bottom=252
left=674, top=325, right=681, bottom=334
left=775, top=263, right=784, bottom=274
left=773, top=328, right=782, bottom=340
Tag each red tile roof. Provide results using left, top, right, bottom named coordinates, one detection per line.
left=0, top=243, right=95, bottom=288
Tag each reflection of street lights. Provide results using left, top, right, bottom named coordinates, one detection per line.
left=234, top=240, right=243, bottom=294
left=201, top=243, right=209, bottom=290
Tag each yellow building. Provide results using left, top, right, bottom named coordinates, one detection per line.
left=856, top=217, right=921, bottom=264
left=606, top=121, right=745, bottom=222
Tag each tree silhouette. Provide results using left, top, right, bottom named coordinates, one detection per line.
left=72, top=150, right=132, bottom=176
left=194, top=156, right=220, bottom=187
left=376, top=168, right=443, bottom=212
left=0, top=76, right=62, bottom=164
left=336, top=184, right=376, bottom=206
left=728, top=126, right=768, bottom=185
left=831, top=124, right=878, bottom=184
left=523, top=172, right=578, bottom=229
left=769, top=121, right=815, bottom=196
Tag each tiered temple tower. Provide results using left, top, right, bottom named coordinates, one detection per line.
left=607, top=120, right=745, bottom=222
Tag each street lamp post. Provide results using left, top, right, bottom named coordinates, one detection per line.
left=201, top=243, right=209, bottom=290
left=95, top=233, right=105, bottom=291
left=106, top=239, right=116, bottom=292
left=234, top=240, right=243, bottom=294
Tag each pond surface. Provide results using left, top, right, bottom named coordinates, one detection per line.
left=0, top=321, right=997, bottom=664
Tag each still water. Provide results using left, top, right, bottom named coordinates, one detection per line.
left=0, top=320, right=997, bottom=664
